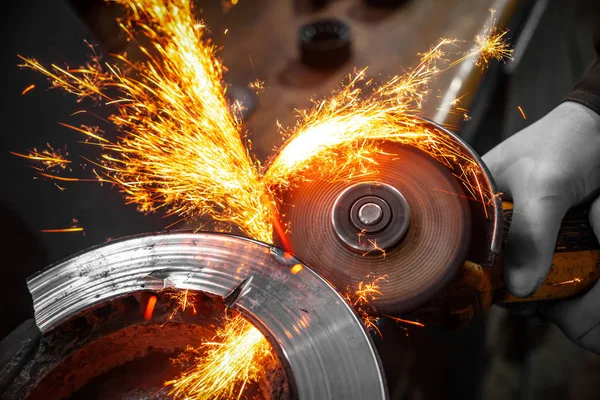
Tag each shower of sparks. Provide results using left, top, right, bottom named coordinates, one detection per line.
left=11, top=144, right=70, bottom=171
left=517, top=105, right=527, bottom=120
left=17, top=0, right=512, bottom=398
left=18, top=0, right=273, bottom=244
left=17, top=2, right=511, bottom=244
left=346, top=275, right=388, bottom=336
left=447, top=9, right=513, bottom=70
left=166, top=289, right=198, bottom=321
left=264, top=24, right=511, bottom=208
left=166, top=314, right=273, bottom=400
left=21, top=84, right=35, bottom=95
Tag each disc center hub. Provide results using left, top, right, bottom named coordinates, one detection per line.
left=349, top=196, right=392, bottom=233
left=332, top=182, right=410, bottom=253
left=358, top=203, right=383, bottom=226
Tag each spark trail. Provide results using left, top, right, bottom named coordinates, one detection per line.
left=19, top=0, right=273, bottom=243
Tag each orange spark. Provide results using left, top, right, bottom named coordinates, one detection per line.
left=363, top=239, right=386, bottom=257
left=21, top=84, right=35, bottom=95
left=144, top=295, right=158, bottom=321
left=248, top=78, right=265, bottom=93
left=517, top=105, right=527, bottom=120
left=11, top=144, right=70, bottom=171
left=39, top=227, right=84, bottom=233
left=166, top=314, right=272, bottom=400
left=384, top=315, right=425, bottom=328
left=38, top=172, right=99, bottom=182
left=550, top=277, right=582, bottom=287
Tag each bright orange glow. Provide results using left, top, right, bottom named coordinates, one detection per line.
left=166, top=314, right=272, bottom=399
left=144, top=295, right=158, bottom=321
left=271, top=213, right=294, bottom=254
left=21, top=84, right=35, bottom=95
left=39, top=227, right=83, bottom=233
left=517, top=105, right=527, bottom=120
left=290, top=264, right=303, bottom=274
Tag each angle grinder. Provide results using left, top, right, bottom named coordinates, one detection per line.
left=273, top=119, right=600, bottom=328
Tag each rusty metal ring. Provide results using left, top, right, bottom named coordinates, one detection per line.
left=28, top=232, right=388, bottom=400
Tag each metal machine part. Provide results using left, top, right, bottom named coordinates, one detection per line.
left=21, top=232, right=387, bottom=400
left=299, top=19, right=352, bottom=69
left=332, top=182, right=410, bottom=252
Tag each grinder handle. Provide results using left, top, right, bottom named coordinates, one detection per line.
left=497, top=201, right=600, bottom=303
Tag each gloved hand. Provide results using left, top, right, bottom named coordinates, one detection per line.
left=482, top=101, right=600, bottom=353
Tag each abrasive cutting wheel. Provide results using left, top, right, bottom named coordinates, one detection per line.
left=276, top=142, right=472, bottom=316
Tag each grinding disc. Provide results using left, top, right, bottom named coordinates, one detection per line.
left=276, top=142, right=472, bottom=315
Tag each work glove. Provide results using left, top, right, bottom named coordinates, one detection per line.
left=482, top=101, right=600, bottom=353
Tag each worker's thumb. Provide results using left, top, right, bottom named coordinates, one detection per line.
left=503, top=196, right=570, bottom=298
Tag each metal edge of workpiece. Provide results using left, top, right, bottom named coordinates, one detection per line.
left=422, top=118, right=503, bottom=257
left=26, top=232, right=388, bottom=400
